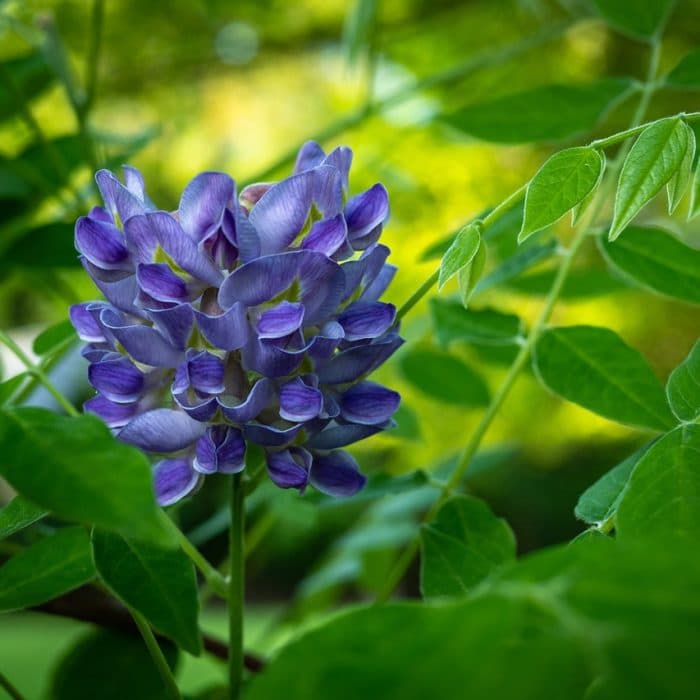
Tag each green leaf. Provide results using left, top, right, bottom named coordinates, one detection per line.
left=598, top=226, right=700, bottom=304
left=91, top=529, right=202, bottom=655
left=0, top=408, right=174, bottom=546
left=519, top=147, right=604, bottom=241
left=593, top=0, right=674, bottom=39
left=51, top=629, right=178, bottom=700
left=616, top=424, right=700, bottom=541
left=506, top=267, right=626, bottom=299
left=438, top=222, right=481, bottom=290
left=609, top=117, right=690, bottom=241
left=690, top=160, right=700, bottom=219
left=0, top=527, right=95, bottom=611
left=667, top=122, right=696, bottom=213
left=666, top=47, right=700, bottom=88
left=0, top=222, right=79, bottom=268
left=342, top=0, right=377, bottom=65
left=574, top=445, right=648, bottom=525
left=457, top=238, right=486, bottom=307
left=0, top=52, right=54, bottom=122
left=0, top=495, right=47, bottom=541
left=533, top=325, right=675, bottom=431
left=444, top=79, right=633, bottom=144
left=475, top=239, right=557, bottom=294
left=400, top=348, right=490, bottom=407
left=32, top=319, right=76, bottom=355
left=430, top=299, right=522, bottom=347
left=666, top=339, right=700, bottom=422
left=420, top=495, right=516, bottom=599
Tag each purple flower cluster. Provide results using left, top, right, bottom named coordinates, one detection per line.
left=70, top=142, right=402, bottom=505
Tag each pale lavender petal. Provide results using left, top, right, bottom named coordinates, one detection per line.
left=243, top=421, right=301, bottom=447
left=256, top=301, right=305, bottom=339
left=323, top=146, right=352, bottom=189
left=359, top=263, right=397, bottom=302
left=194, top=426, right=245, bottom=475
left=294, top=141, right=326, bottom=173
left=119, top=408, right=206, bottom=452
left=88, top=357, right=144, bottom=403
left=301, top=214, right=347, bottom=256
left=179, top=172, right=234, bottom=242
left=340, top=381, right=400, bottom=425
left=75, top=216, right=130, bottom=270
left=311, top=165, right=343, bottom=217
left=218, top=378, right=274, bottom=423
left=153, top=458, right=200, bottom=506
left=316, top=333, right=403, bottom=384
left=137, top=263, right=189, bottom=303
left=345, top=183, right=389, bottom=242
left=279, top=378, right=323, bottom=422
left=84, top=265, right=140, bottom=315
left=341, top=244, right=390, bottom=301
left=147, top=303, right=194, bottom=349
left=338, top=301, right=396, bottom=341
left=70, top=303, right=106, bottom=343
left=194, top=303, right=249, bottom=351
left=310, top=450, right=366, bottom=497
left=266, top=448, right=311, bottom=490
left=233, top=207, right=261, bottom=263
left=84, top=395, right=138, bottom=428
left=95, top=169, right=146, bottom=223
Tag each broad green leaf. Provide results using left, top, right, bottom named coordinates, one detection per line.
left=519, top=147, right=604, bottom=241
left=0, top=408, right=174, bottom=546
left=444, top=79, right=633, bottom=144
left=574, top=445, right=648, bottom=525
left=0, top=495, right=47, bottom=540
left=506, top=267, right=626, bottom=298
left=400, top=348, right=490, bottom=407
left=91, top=529, right=202, bottom=655
left=0, top=373, right=27, bottom=406
left=438, top=222, right=481, bottom=290
left=457, top=237, right=486, bottom=307
left=666, top=47, right=700, bottom=88
left=533, top=325, right=675, bottom=431
left=593, top=0, right=673, bottom=39
left=247, top=539, right=700, bottom=700
left=32, top=319, right=76, bottom=355
left=667, top=122, right=696, bottom=213
left=430, top=299, right=522, bottom=346
left=609, top=117, right=690, bottom=240
left=475, top=239, right=557, bottom=293
left=51, top=629, right=178, bottom=700
left=0, top=222, right=79, bottom=268
left=666, top=339, right=700, bottom=422
left=691, top=160, right=700, bottom=220
left=598, top=226, right=700, bottom=304
left=420, top=495, right=516, bottom=599
left=616, top=424, right=700, bottom=541
left=0, top=52, right=54, bottom=122
left=342, top=0, right=376, bottom=65
left=0, top=527, right=95, bottom=611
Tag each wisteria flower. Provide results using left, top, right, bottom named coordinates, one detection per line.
left=70, top=142, right=402, bottom=506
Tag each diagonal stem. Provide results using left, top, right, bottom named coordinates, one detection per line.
left=0, top=670, right=26, bottom=700
left=228, top=473, right=245, bottom=699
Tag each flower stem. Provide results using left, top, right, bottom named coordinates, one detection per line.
left=0, top=670, right=26, bottom=700
left=130, top=608, right=181, bottom=700
left=228, top=473, right=245, bottom=700
left=0, top=329, right=79, bottom=417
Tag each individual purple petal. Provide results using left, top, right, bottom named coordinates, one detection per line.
left=186, top=350, right=225, bottom=395
left=256, top=301, right=305, bottom=339
left=359, top=263, right=397, bottom=303
left=137, top=263, right=189, bottom=304
left=100, top=308, right=183, bottom=367
left=341, top=244, right=390, bottom=302
left=307, top=321, right=345, bottom=361
left=248, top=171, right=315, bottom=255
left=294, top=141, right=326, bottom=174
left=194, top=303, right=249, bottom=351
left=351, top=224, right=383, bottom=251
left=309, top=450, right=366, bottom=497
left=316, top=332, right=403, bottom=384
left=242, top=334, right=309, bottom=377
left=81, top=345, right=115, bottom=363
left=153, top=458, right=200, bottom=507
left=266, top=448, right=311, bottom=490
left=337, top=301, right=396, bottom=341
left=305, top=421, right=388, bottom=449
left=233, top=206, right=260, bottom=263
left=173, top=392, right=219, bottom=422
left=243, top=421, right=302, bottom=447
left=75, top=216, right=130, bottom=270
left=321, top=391, right=341, bottom=419
left=340, top=381, right=400, bottom=425
left=88, top=357, right=144, bottom=403
left=179, top=171, right=234, bottom=242
left=88, top=205, right=113, bottom=223
left=69, top=303, right=106, bottom=343
left=311, top=165, right=343, bottom=217
left=84, top=395, right=138, bottom=428
left=119, top=408, right=206, bottom=452
left=95, top=169, right=146, bottom=223
left=323, top=146, right=352, bottom=189
left=279, top=378, right=323, bottom=422
left=239, top=182, right=273, bottom=210
left=122, top=166, right=155, bottom=208
left=301, top=214, right=347, bottom=256
left=218, top=378, right=274, bottom=424
left=82, top=260, right=140, bottom=315
left=147, top=303, right=194, bottom=349
left=194, top=426, right=246, bottom=475
left=345, top=183, right=389, bottom=242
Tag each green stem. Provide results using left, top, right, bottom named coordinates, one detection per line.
left=228, top=473, right=245, bottom=700
left=0, top=670, right=26, bottom=700
left=0, top=330, right=79, bottom=417
left=375, top=36, right=664, bottom=604
left=130, top=609, right=181, bottom=700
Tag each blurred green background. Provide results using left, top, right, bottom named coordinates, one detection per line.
left=1, top=0, right=699, bottom=696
